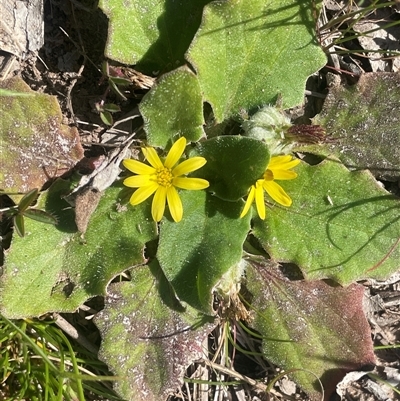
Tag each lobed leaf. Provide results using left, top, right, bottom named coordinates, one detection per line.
left=245, top=258, right=375, bottom=400
left=99, top=0, right=211, bottom=73
left=95, top=262, right=215, bottom=401
left=190, top=136, right=270, bottom=201
left=140, top=67, right=205, bottom=148
left=186, top=0, right=326, bottom=122
left=314, top=72, right=400, bottom=181
left=253, top=160, right=400, bottom=283
left=0, top=180, right=157, bottom=318
left=0, top=77, right=83, bottom=195
left=157, top=190, right=251, bottom=313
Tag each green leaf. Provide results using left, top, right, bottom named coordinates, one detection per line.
left=253, top=160, right=400, bottom=284
left=186, top=0, right=326, bottom=122
left=98, top=0, right=211, bottom=73
left=13, top=214, right=25, bottom=238
left=0, top=77, right=84, bottom=194
left=140, top=67, right=205, bottom=148
left=244, top=258, right=375, bottom=400
left=157, top=190, right=251, bottom=313
left=103, top=103, right=121, bottom=113
left=0, top=89, right=35, bottom=96
left=18, top=188, right=39, bottom=212
left=190, top=136, right=270, bottom=201
left=109, top=79, right=128, bottom=100
left=0, top=180, right=157, bottom=318
left=100, top=110, right=113, bottom=126
left=95, top=262, right=215, bottom=401
left=109, top=77, right=132, bottom=87
left=314, top=72, right=400, bottom=181
left=22, top=209, right=58, bottom=225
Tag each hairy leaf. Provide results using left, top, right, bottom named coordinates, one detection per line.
left=253, top=160, right=400, bottom=283
left=1, top=180, right=157, bottom=318
left=190, top=136, right=270, bottom=201
left=157, top=190, right=250, bottom=313
left=140, top=67, right=205, bottom=148
left=95, top=263, right=215, bottom=401
left=99, top=0, right=211, bottom=72
left=0, top=77, right=83, bottom=194
left=314, top=72, right=400, bottom=181
left=187, top=0, right=326, bottom=122
left=245, top=258, right=375, bottom=400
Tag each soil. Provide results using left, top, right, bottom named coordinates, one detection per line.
left=1, top=1, right=400, bottom=400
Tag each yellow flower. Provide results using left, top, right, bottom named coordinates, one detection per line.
left=240, top=155, right=300, bottom=220
left=123, top=137, right=209, bottom=222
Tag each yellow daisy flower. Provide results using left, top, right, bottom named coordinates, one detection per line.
left=240, top=155, right=300, bottom=220
left=123, top=137, right=209, bottom=222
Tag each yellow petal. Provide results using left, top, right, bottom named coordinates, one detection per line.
left=152, top=186, right=167, bottom=222
left=143, top=146, right=163, bottom=169
left=129, top=183, right=158, bottom=205
left=164, top=137, right=186, bottom=169
left=263, top=180, right=292, bottom=207
left=269, top=156, right=300, bottom=170
left=268, top=155, right=293, bottom=167
left=255, top=180, right=266, bottom=220
left=271, top=169, right=298, bottom=180
left=167, top=186, right=183, bottom=222
left=172, top=157, right=207, bottom=176
left=240, top=185, right=256, bottom=218
left=123, top=175, right=153, bottom=188
left=123, top=159, right=156, bottom=175
left=278, top=159, right=300, bottom=170
left=173, top=177, right=209, bottom=190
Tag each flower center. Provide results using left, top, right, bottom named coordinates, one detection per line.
left=156, top=167, right=173, bottom=187
left=264, top=169, right=274, bottom=181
